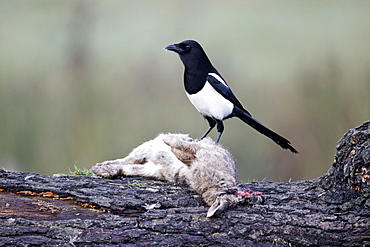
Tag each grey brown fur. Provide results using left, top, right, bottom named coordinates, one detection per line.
left=92, top=133, right=262, bottom=217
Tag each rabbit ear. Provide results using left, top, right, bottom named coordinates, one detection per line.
left=206, top=197, right=230, bottom=218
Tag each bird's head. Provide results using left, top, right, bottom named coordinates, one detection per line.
left=165, top=40, right=201, bottom=54
left=165, top=40, right=212, bottom=70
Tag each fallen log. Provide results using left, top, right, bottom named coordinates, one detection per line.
left=0, top=121, right=369, bottom=246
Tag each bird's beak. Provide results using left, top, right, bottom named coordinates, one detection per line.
left=165, top=43, right=183, bottom=53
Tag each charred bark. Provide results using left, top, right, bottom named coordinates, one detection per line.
left=0, top=121, right=369, bottom=247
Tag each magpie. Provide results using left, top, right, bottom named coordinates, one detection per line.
left=165, top=40, right=298, bottom=153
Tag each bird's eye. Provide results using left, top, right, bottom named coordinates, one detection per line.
left=179, top=43, right=191, bottom=52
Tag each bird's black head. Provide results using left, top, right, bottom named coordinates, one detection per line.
left=165, top=40, right=201, bottom=54
left=165, top=40, right=213, bottom=71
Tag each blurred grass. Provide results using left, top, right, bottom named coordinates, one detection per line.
left=0, top=0, right=369, bottom=181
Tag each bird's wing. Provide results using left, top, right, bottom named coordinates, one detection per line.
left=207, top=73, right=252, bottom=116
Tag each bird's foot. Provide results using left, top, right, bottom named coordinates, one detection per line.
left=192, top=138, right=203, bottom=142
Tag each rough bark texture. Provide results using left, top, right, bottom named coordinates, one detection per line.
left=0, top=121, right=369, bottom=247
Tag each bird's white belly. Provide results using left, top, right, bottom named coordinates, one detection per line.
left=186, top=81, right=234, bottom=120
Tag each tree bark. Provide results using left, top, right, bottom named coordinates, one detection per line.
left=1, top=121, right=369, bottom=247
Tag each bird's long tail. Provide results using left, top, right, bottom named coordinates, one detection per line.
left=233, top=107, right=298, bottom=154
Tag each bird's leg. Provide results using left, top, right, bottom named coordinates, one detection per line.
left=199, top=126, right=214, bottom=140
left=215, top=120, right=224, bottom=144
left=197, top=117, right=216, bottom=141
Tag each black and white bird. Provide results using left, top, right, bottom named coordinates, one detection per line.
left=165, top=40, right=298, bottom=153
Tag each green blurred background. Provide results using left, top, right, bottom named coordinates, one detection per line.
left=1, top=1, right=369, bottom=182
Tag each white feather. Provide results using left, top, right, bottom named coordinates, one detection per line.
left=208, top=73, right=228, bottom=87
left=186, top=81, right=233, bottom=120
